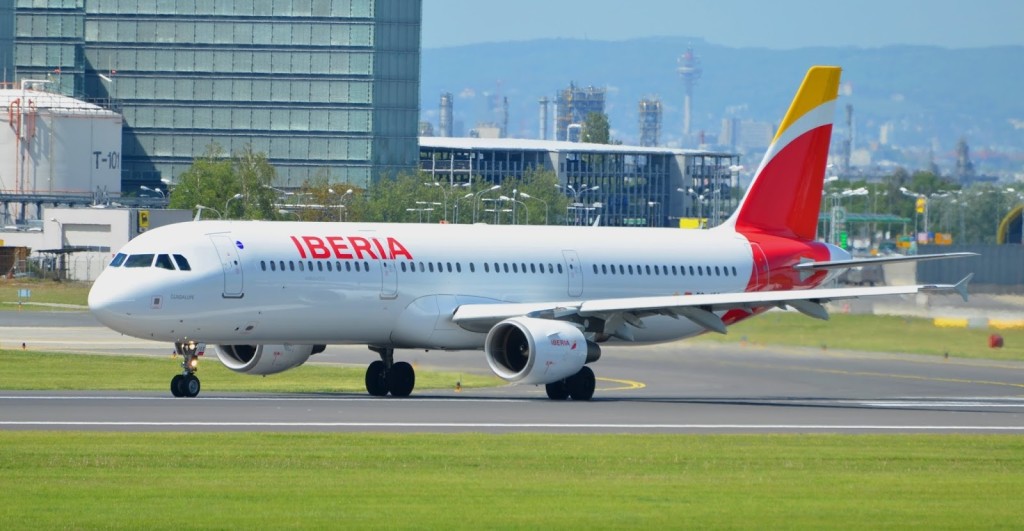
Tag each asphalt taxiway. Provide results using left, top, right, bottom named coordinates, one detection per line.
left=2, top=310, right=1023, bottom=433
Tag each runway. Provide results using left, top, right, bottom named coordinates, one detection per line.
left=3, top=310, right=1024, bottom=433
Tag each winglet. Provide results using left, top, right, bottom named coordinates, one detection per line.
left=953, top=273, right=973, bottom=302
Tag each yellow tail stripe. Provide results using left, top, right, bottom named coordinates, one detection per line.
left=772, top=66, right=841, bottom=144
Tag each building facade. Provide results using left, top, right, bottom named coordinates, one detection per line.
left=420, top=137, right=739, bottom=228
left=11, top=0, right=421, bottom=190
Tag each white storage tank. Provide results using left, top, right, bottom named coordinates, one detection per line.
left=0, top=84, right=122, bottom=200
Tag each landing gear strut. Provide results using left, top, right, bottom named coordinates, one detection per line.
left=171, top=341, right=203, bottom=398
left=365, top=346, right=416, bottom=397
left=545, top=366, right=595, bottom=401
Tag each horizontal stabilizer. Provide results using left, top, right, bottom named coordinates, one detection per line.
left=793, top=252, right=978, bottom=271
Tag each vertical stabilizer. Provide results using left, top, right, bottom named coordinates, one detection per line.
left=723, top=66, right=841, bottom=240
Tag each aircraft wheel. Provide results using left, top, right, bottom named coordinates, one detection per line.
left=567, top=366, right=595, bottom=401
left=170, top=375, right=184, bottom=397
left=183, top=374, right=201, bottom=397
left=545, top=380, right=570, bottom=400
left=365, top=360, right=388, bottom=397
left=388, top=361, right=416, bottom=397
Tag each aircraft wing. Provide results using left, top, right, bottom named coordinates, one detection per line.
left=451, top=275, right=973, bottom=337
left=792, top=252, right=978, bottom=271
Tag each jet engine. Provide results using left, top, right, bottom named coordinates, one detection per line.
left=484, top=317, right=600, bottom=385
left=215, top=344, right=326, bottom=375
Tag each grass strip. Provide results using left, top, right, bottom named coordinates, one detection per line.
left=698, top=312, right=1024, bottom=360
left=0, top=349, right=499, bottom=393
left=0, top=280, right=91, bottom=310
left=0, top=432, right=1021, bottom=528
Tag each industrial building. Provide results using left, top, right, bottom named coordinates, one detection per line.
left=638, top=98, right=662, bottom=147
left=8, top=0, right=422, bottom=190
left=419, top=137, right=739, bottom=228
left=554, top=83, right=605, bottom=142
left=0, top=84, right=122, bottom=225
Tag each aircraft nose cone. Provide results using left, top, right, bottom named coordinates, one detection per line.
left=88, top=274, right=135, bottom=330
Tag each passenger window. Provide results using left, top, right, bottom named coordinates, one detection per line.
left=609, top=264, right=615, bottom=275
left=124, top=254, right=154, bottom=268
left=654, top=265, right=659, bottom=276
left=645, top=265, right=652, bottom=275
left=732, top=266, right=738, bottom=276
left=601, top=264, right=607, bottom=274
left=279, top=260, right=285, bottom=271
left=470, top=263, right=475, bottom=273
left=155, top=254, right=175, bottom=270
left=400, top=262, right=407, bottom=272
left=502, top=263, right=508, bottom=273
left=110, top=253, right=127, bottom=267
left=327, top=261, right=333, bottom=272
left=428, top=262, right=435, bottom=273
left=260, top=261, right=267, bottom=271
left=299, top=262, right=305, bottom=272
left=532, top=264, right=537, bottom=274
left=289, top=261, right=295, bottom=271
left=688, top=266, right=694, bottom=276
left=317, top=262, right=323, bottom=272
left=456, top=263, right=462, bottom=273
left=512, top=263, right=518, bottom=273
left=557, top=264, right=563, bottom=274
left=628, top=265, right=634, bottom=275
left=672, top=265, right=677, bottom=275
left=345, top=262, right=352, bottom=272
left=418, top=262, right=424, bottom=272
left=484, top=263, right=490, bottom=273
left=308, top=260, right=313, bottom=271
left=618, top=265, right=624, bottom=275
left=270, top=261, right=276, bottom=271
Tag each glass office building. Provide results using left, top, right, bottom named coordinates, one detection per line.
left=12, top=0, right=421, bottom=189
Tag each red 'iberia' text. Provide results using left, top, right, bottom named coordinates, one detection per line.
left=290, top=235, right=413, bottom=260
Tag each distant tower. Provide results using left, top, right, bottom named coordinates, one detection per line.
left=439, top=92, right=453, bottom=137
left=955, top=137, right=975, bottom=182
left=842, top=104, right=853, bottom=174
left=538, top=97, right=549, bottom=140
left=677, top=47, right=702, bottom=142
left=638, top=97, right=662, bottom=147
left=501, top=96, right=509, bottom=138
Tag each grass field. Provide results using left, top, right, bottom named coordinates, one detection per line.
left=0, top=350, right=499, bottom=393
left=0, top=279, right=90, bottom=309
left=0, top=432, right=1021, bottom=528
left=697, top=311, right=1024, bottom=361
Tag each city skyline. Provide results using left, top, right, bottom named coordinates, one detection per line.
left=423, top=0, right=1024, bottom=50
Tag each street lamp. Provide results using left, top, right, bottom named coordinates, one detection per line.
left=647, top=201, right=661, bottom=227
left=518, top=192, right=548, bottom=225
left=556, top=184, right=600, bottom=225
left=685, top=188, right=707, bottom=228
left=224, top=193, right=243, bottom=219
left=473, top=185, right=501, bottom=222
left=453, top=192, right=474, bottom=224
left=330, top=188, right=353, bottom=221
left=139, top=185, right=164, bottom=198
left=194, top=204, right=222, bottom=221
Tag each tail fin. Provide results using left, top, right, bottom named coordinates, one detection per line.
left=724, top=66, right=841, bottom=240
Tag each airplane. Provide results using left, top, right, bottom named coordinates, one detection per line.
left=88, top=66, right=974, bottom=400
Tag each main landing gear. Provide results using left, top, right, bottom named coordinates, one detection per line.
left=544, top=366, right=596, bottom=401
left=170, top=341, right=203, bottom=398
left=365, top=346, right=416, bottom=397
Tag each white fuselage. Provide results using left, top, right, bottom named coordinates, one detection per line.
left=89, top=220, right=807, bottom=349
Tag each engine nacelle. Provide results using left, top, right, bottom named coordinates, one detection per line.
left=215, top=344, right=321, bottom=375
left=484, top=317, right=600, bottom=385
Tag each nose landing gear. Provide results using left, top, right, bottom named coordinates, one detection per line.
left=171, top=341, right=205, bottom=398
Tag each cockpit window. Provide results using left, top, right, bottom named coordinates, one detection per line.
left=110, top=253, right=127, bottom=267
left=124, top=254, right=155, bottom=268
left=173, top=254, right=191, bottom=271
left=155, top=254, right=175, bottom=270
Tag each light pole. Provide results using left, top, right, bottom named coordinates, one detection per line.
left=685, top=188, right=706, bottom=228
left=194, top=204, right=222, bottom=221
left=224, top=193, right=243, bottom=219
left=423, top=182, right=449, bottom=221
left=330, top=188, right=353, bottom=221
left=454, top=192, right=473, bottom=224
left=473, top=185, right=501, bottom=222
left=519, top=192, right=547, bottom=225
left=647, top=201, right=661, bottom=227
left=139, top=185, right=164, bottom=198
left=556, top=184, right=599, bottom=225
left=900, top=187, right=928, bottom=240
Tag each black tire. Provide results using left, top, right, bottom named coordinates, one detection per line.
left=365, top=360, right=388, bottom=397
left=388, top=361, right=416, bottom=397
left=170, top=375, right=184, bottom=397
left=183, top=374, right=201, bottom=398
left=545, top=380, right=570, bottom=400
left=567, top=366, right=596, bottom=401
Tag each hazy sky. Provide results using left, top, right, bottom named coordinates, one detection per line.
left=422, top=0, right=1024, bottom=49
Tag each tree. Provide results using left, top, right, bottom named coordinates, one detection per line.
left=168, top=143, right=280, bottom=220
left=291, top=169, right=364, bottom=222
left=581, top=112, right=610, bottom=144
